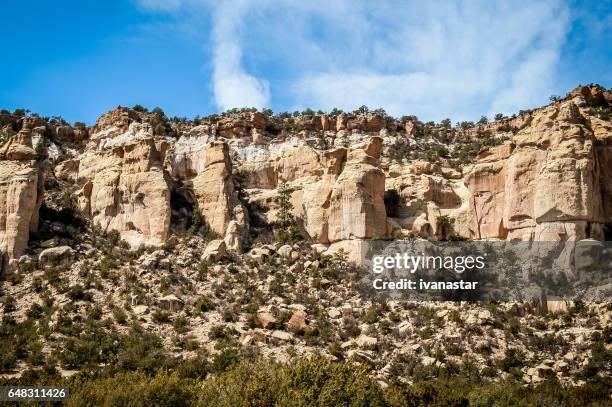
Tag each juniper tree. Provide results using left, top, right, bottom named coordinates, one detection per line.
left=275, top=183, right=301, bottom=244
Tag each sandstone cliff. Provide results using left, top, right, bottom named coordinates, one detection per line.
left=0, top=85, right=611, bottom=387
left=465, top=86, right=612, bottom=241
left=0, top=118, right=43, bottom=271
left=0, top=84, right=611, bottom=268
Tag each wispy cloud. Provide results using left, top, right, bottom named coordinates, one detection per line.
left=137, top=0, right=183, bottom=12
left=210, top=0, right=270, bottom=110
left=137, top=0, right=571, bottom=121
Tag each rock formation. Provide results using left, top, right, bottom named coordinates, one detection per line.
left=192, top=141, right=247, bottom=250
left=464, top=92, right=612, bottom=241
left=73, top=112, right=172, bottom=248
left=327, top=136, right=388, bottom=241
left=76, top=138, right=171, bottom=247
left=0, top=118, right=43, bottom=271
left=0, top=85, right=610, bottom=269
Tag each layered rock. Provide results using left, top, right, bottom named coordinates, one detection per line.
left=464, top=95, right=611, bottom=241
left=0, top=119, right=37, bottom=161
left=1, top=85, right=610, bottom=264
left=386, top=160, right=468, bottom=239
left=192, top=141, right=247, bottom=250
left=78, top=108, right=251, bottom=251
left=301, top=147, right=346, bottom=243
left=327, top=137, right=388, bottom=241
left=216, top=112, right=267, bottom=139
left=0, top=119, right=43, bottom=271
left=76, top=137, right=171, bottom=247
left=238, top=135, right=388, bottom=245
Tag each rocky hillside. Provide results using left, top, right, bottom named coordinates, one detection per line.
left=0, top=85, right=610, bottom=386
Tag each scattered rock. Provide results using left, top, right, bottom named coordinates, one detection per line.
left=271, top=330, right=292, bottom=342
left=277, top=244, right=293, bottom=257
left=133, top=305, right=149, bottom=315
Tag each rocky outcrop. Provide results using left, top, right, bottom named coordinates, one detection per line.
left=301, top=147, right=347, bottom=243
left=386, top=160, right=468, bottom=239
left=192, top=142, right=247, bottom=249
left=1, top=85, right=609, bottom=266
left=76, top=128, right=171, bottom=248
left=216, top=112, right=267, bottom=139
left=0, top=119, right=37, bottom=161
left=239, top=136, right=388, bottom=245
left=0, top=119, right=43, bottom=271
left=464, top=94, right=612, bottom=241
left=240, top=144, right=325, bottom=189
left=327, top=137, right=388, bottom=241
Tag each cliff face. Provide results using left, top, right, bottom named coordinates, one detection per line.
left=0, top=118, right=43, bottom=271
left=75, top=137, right=171, bottom=248
left=0, top=85, right=611, bottom=268
left=465, top=86, right=612, bottom=241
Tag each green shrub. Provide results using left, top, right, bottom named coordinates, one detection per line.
left=113, top=307, right=128, bottom=325
left=152, top=309, right=171, bottom=324
left=200, top=355, right=386, bottom=406
left=195, top=296, right=215, bottom=313
left=67, top=371, right=196, bottom=407
left=67, top=284, right=92, bottom=301
left=497, top=348, right=525, bottom=372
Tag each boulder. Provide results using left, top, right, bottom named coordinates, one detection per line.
left=256, top=311, right=276, bottom=329
left=159, top=294, right=184, bottom=312
left=39, top=246, right=74, bottom=264
left=355, top=334, right=378, bottom=349
left=271, top=330, right=292, bottom=342
left=277, top=244, right=292, bottom=258
left=202, top=239, right=226, bottom=263
left=286, top=310, right=312, bottom=334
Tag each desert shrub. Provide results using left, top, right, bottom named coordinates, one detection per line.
left=67, top=284, right=92, bottom=301
left=186, top=212, right=217, bottom=241
left=173, top=315, right=189, bottom=334
left=26, top=303, right=43, bottom=320
left=576, top=341, right=612, bottom=381
left=152, top=309, right=171, bottom=324
left=435, top=215, right=463, bottom=241
left=497, top=348, right=525, bottom=373
left=195, top=296, right=215, bottom=313
left=1, top=353, right=610, bottom=406
left=199, top=355, right=385, bottom=406
left=113, top=307, right=128, bottom=324
left=67, top=371, right=196, bottom=407
left=210, top=346, right=242, bottom=374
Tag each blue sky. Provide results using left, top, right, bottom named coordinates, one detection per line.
left=0, top=0, right=610, bottom=124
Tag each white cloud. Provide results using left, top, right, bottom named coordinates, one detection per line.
left=210, top=0, right=270, bottom=110
left=138, top=0, right=571, bottom=120
left=286, top=1, right=571, bottom=121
